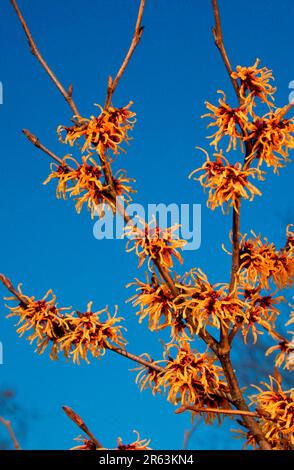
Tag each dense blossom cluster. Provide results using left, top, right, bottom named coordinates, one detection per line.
left=6, top=286, right=126, bottom=364
left=192, top=60, right=294, bottom=214
left=58, top=102, right=136, bottom=156
left=134, top=342, right=230, bottom=425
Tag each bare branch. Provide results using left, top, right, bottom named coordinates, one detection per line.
left=0, top=416, right=21, bottom=450
left=211, top=0, right=240, bottom=100
left=10, top=0, right=80, bottom=116
left=22, top=129, right=66, bottom=167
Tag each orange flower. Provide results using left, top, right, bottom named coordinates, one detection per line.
left=58, top=102, right=136, bottom=156
left=250, top=377, right=294, bottom=450
left=231, top=59, right=276, bottom=106
left=133, top=354, right=163, bottom=394
left=266, top=339, right=294, bottom=369
left=158, top=342, right=229, bottom=423
left=70, top=436, right=97, bottom=450
left=179, top=269, right=247, bottom=332
left=128, top=276, right=190, bottom=338
left=203, top=91, right=248, bottom=151
left=5, top=285, right=126, bottom=364
left=59, top=303, right=127, bottom=364
left=239, top=231, right=294, bottom=290
left=125, top=219, right=186, bottom=271
left=116, top=431, right=151, bottom=450
left=245, top=110, right=294, bottom=172
left=44, top=155, right=134, bottom=218
left=190, top=151, right=263, bottom=212
left=5, top=286, right=72, bottom=360
left=241, top=286, right=284, bottom=343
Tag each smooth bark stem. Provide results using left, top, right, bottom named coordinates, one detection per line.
left=219, top=353, right=272, bottom=450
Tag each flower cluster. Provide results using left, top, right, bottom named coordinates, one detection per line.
left=44, top=155, right=134, bottom=217
left=5, top=286, right=126, bottom=364
left=250, top=377, right=294, bottom=450
left=178, top=269, right=247, bottom=332
left=125, top=220, right=186, bottom=271
left=239, top=230, right=294, bottom=290
left=134, top=342, right=230, bottom=424
left=190, top=151, right=263, bottom=212
left=58, top=102, right=136, bottom=156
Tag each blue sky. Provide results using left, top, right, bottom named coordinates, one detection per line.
left=0, top=0, right=293, bottom=449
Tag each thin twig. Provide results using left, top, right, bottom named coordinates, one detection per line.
left=182, top=418, right=199, bottom=450
left=105, top=0, right=145, bottom=108
left=22, top=129, right=67, bottom=167
left=211, top=0, right=240, bottom=100
left=10, top=0, right=80, bottom=116
left=176, top=405, right=258, bottom=418
left=62, top=406, right=102, bottom=449
left=0, top=416, right=21, bottom=450
left=20, top=127, right=220, bottom=355
left=108, top=346, right=163, bottom=372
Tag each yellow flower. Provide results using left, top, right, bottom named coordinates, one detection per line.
left=190, top=151, right=263, bottom=212
left=58, top=102, right=136, bottom=156
left=203, top=91, right=248, bottom=151
left=231, top=59, right=276, bottom=106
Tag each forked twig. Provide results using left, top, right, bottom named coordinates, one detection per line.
left=105, top=0, right=146, bottom=108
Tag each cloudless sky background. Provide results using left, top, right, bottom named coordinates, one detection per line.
left=0, top=0, right=293, bottom=449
